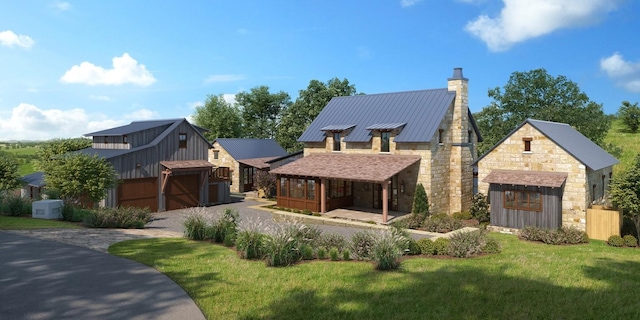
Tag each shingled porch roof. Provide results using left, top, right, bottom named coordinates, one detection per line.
left=483, top=170, right=568, bottom=188
left=237, top=157, right=280, bottom=170
left=269, top=153, right=421, bottom=183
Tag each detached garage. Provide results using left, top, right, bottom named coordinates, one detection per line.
left=79, top=118, right=230, bottom=212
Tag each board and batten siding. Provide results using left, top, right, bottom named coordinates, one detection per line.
left=489, top=184, right=563, bottom=229
left=104, top=120, right=212, bottom=210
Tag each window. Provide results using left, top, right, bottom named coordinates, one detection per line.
left=333, top=132, right=341, bottom=151
left=289, top=178, right=305, bottom=199
left=523, top=137, right=532, bottom=152
left=381, top=131, right=390, bottom=152
left=438, top=129, right=444, bottom=144
left=280, top=177, right=287, bottom=197
left=123, top=135, right=128, bottom=144
left=213, top=151, right=219, bottom=160
left=307, top=179, right=315, bottom=200
left=104, top=136, right=109, bottom=145
left=179, top=133, right=187, bottom=149
left=468, top=130, right=473, bottom=143
left=504, top=190, right=542, bottom=211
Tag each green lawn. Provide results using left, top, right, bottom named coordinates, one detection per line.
left=604, top=118, right=640, bottom=174
left=0, top=215, right=81, bottom=229
left=109, top=234, right=640, bottom=319
left=1, top=146, right=39, bottom=176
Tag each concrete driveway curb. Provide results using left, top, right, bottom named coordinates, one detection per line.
left=0, top=231, right=205, bottom=320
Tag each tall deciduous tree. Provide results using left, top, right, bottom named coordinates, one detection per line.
left=617, top=100, right=640, bottom=133
left=609, top=153, right=640, bottom=242
left=474, top=68, right=611, bottom=154
left=236, top=86, right=291, bottom=139
left=35, top=138, right=92, bottom=171
left=0, top=155, right=21, bottom=192
left=44, top=153, right=116, bottom=204
left=193, top=94, right=244, bottom=141
left=277, top=78, right=357, bottom=152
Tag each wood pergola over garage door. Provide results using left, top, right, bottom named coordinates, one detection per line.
left=165, top=174, right=200, bottom=211
left=118, top=177, right=158, bottom=212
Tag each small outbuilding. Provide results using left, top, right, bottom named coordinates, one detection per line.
left=474, top=119, right=619, bottom=231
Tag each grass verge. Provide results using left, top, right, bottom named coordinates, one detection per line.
left=0, top=215, right=81, bottom=229
left=109, top=233, right=640, bottom=319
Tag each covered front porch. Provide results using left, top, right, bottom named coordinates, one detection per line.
left=270, top=153, right=421, bottom=223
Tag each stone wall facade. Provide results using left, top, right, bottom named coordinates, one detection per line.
left=477, top=123, right=614, bottom=231
left=208, top=142, right=241, bottom=193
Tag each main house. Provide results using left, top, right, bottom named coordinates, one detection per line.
left=271, top=68, right=482, bottom=222
left=474, top=118, right=618, bottom=231
left=208, top=138, right=288, bottom=193
left=79, top=118, right=230, bottom=212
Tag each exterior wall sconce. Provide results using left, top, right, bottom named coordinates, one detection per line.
left=400, top=181, right=405, bottom=194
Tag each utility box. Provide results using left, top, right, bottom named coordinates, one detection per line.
left=32, top=200, right=64, bottom=220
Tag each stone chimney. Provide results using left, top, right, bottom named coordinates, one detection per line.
left=447, top=68, right=473, bottom=213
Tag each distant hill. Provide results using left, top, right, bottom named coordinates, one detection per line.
left=604, top=118, right=640, bottom=174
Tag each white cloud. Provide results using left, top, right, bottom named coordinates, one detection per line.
left=52, top=1, right=71, bottom=11
left=89, top=94, right=112, bottom=101
left=60, top=53, right=156, bottom=86
left=124, top=108, right=158, bottom=120
left=0, top=30, right=35, bottom=49
left=187, top=101, right=203, bottom=109
left=204, top=74, right=246, bottom=83
left=400, top=0, right=422, bottom=7
left=465, top=0, right=620, bottom=52
left=222, top=94, right=237, bottom=105
left=600, top=52, right=640, bottom=93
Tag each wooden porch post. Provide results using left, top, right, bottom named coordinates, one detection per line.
left=320, top=178, right=326, bottom=213
left=382, top=180, right=389, bottom=223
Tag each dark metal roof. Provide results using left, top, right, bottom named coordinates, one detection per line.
left=320, top=124, right=356, bottom=131
left=365, top=123, right=407, bottom=130
left=214, top=138, right=288, bottom=160
left=474, top=119, right=619, bottom=171
left=265, top=150, right=304, bottom=164
left=84, top=119, right=180, bottom=136
left=298, top=89, right=458, bottom=143
left=75, top=147, right=135, bottom=159
left=21, top=171, right=45, bottom=187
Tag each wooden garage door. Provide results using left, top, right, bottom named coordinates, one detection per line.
left=118, top=177, right=158, bottom=212
left=166, top=174, right=200, bottom=211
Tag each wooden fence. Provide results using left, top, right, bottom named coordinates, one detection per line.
left=586, top=206, right=622, bottom=241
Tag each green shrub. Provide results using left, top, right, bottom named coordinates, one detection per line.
left=623, top=234, right=638, bottom=247
left=3, top=194, right=31, bottom=216
left=264, top=225, right=301, bottom=267
left=447, top=230, right=484, bottom=258
left=71, top=207, right=92, bottom=222
left=183, top=211, right=208, bottom=240
left=405, top=238, right=421, bottom=255
left=433, top=237, right=450, bottom=255
left=412, top=183, right=429, bottom=216
left=372, top=231, right=405, bottom=271
left=319, top=233, right=347, bottom=252
left=342, top=249, right=351, bottom=261
left=396, top=213, right=425, bottom=229
left=622, top=217, right=638, bottom=237
left=83, top=206, right=153, bottom=228
left=301, top=209, right=312, bottom=215
left=540, top=229, right=566, bottom=245
left=236, top=228, right=265, bottom=259
left=452, top=211, right=472, bottom=220
left=209, top=208, right=239, bottom=245
left=329, top=247, right=340, bottom=261
left=607, top=235, right=625, bottom=247
left=61, top=203, right=75, bottom=221
left=423, top=214, right=463, bottom=233
left=416, top=238, right=436, bottom=255
left=562, top=226, right=589, bottom=244
left=311, top=212, right=322, bottom=217
left=519, top=226, right=544, bottom=242
left=286, top=224, right=322, bottom=247
left=482, top=237, right=502, bottom=254
left=299, top=244, right=314, bottom=260
left=470, top=193, right=490, bottom=222
left=350, top=231, right=376, bottom=261
left=316, top=247, right=327, bottom=260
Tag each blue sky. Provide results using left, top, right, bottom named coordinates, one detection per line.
left=1, top=0, right=639, bottom=141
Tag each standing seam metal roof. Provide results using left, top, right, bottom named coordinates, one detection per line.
left=84, top=119, right=180, bottom=136
left=474, top=119, right=618, bottom=171
left=214, top=138, right=288, bottom=160
left=298, top=89, right=457, bottom=143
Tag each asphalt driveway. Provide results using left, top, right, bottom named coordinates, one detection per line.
left=0, top=232, right=205, bottom=320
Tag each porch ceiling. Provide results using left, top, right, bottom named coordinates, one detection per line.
left=483, top=169, right=568, bottom=188
left=269, top=153, right=421, bottom=183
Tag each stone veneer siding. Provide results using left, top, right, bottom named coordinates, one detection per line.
left=208, top=142, right=241, bottom=193
left=477, top=123, right=614, bottom=231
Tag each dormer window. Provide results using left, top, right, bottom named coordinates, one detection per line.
left=381, top=131, right=390, bottom=152
left=123, top=135, right=128, bottom=144
left=333, top=132, right=341, bottom=151
left=523, top=137, right=532, bottom=152
left=179, top=133, right=187, bottom=149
